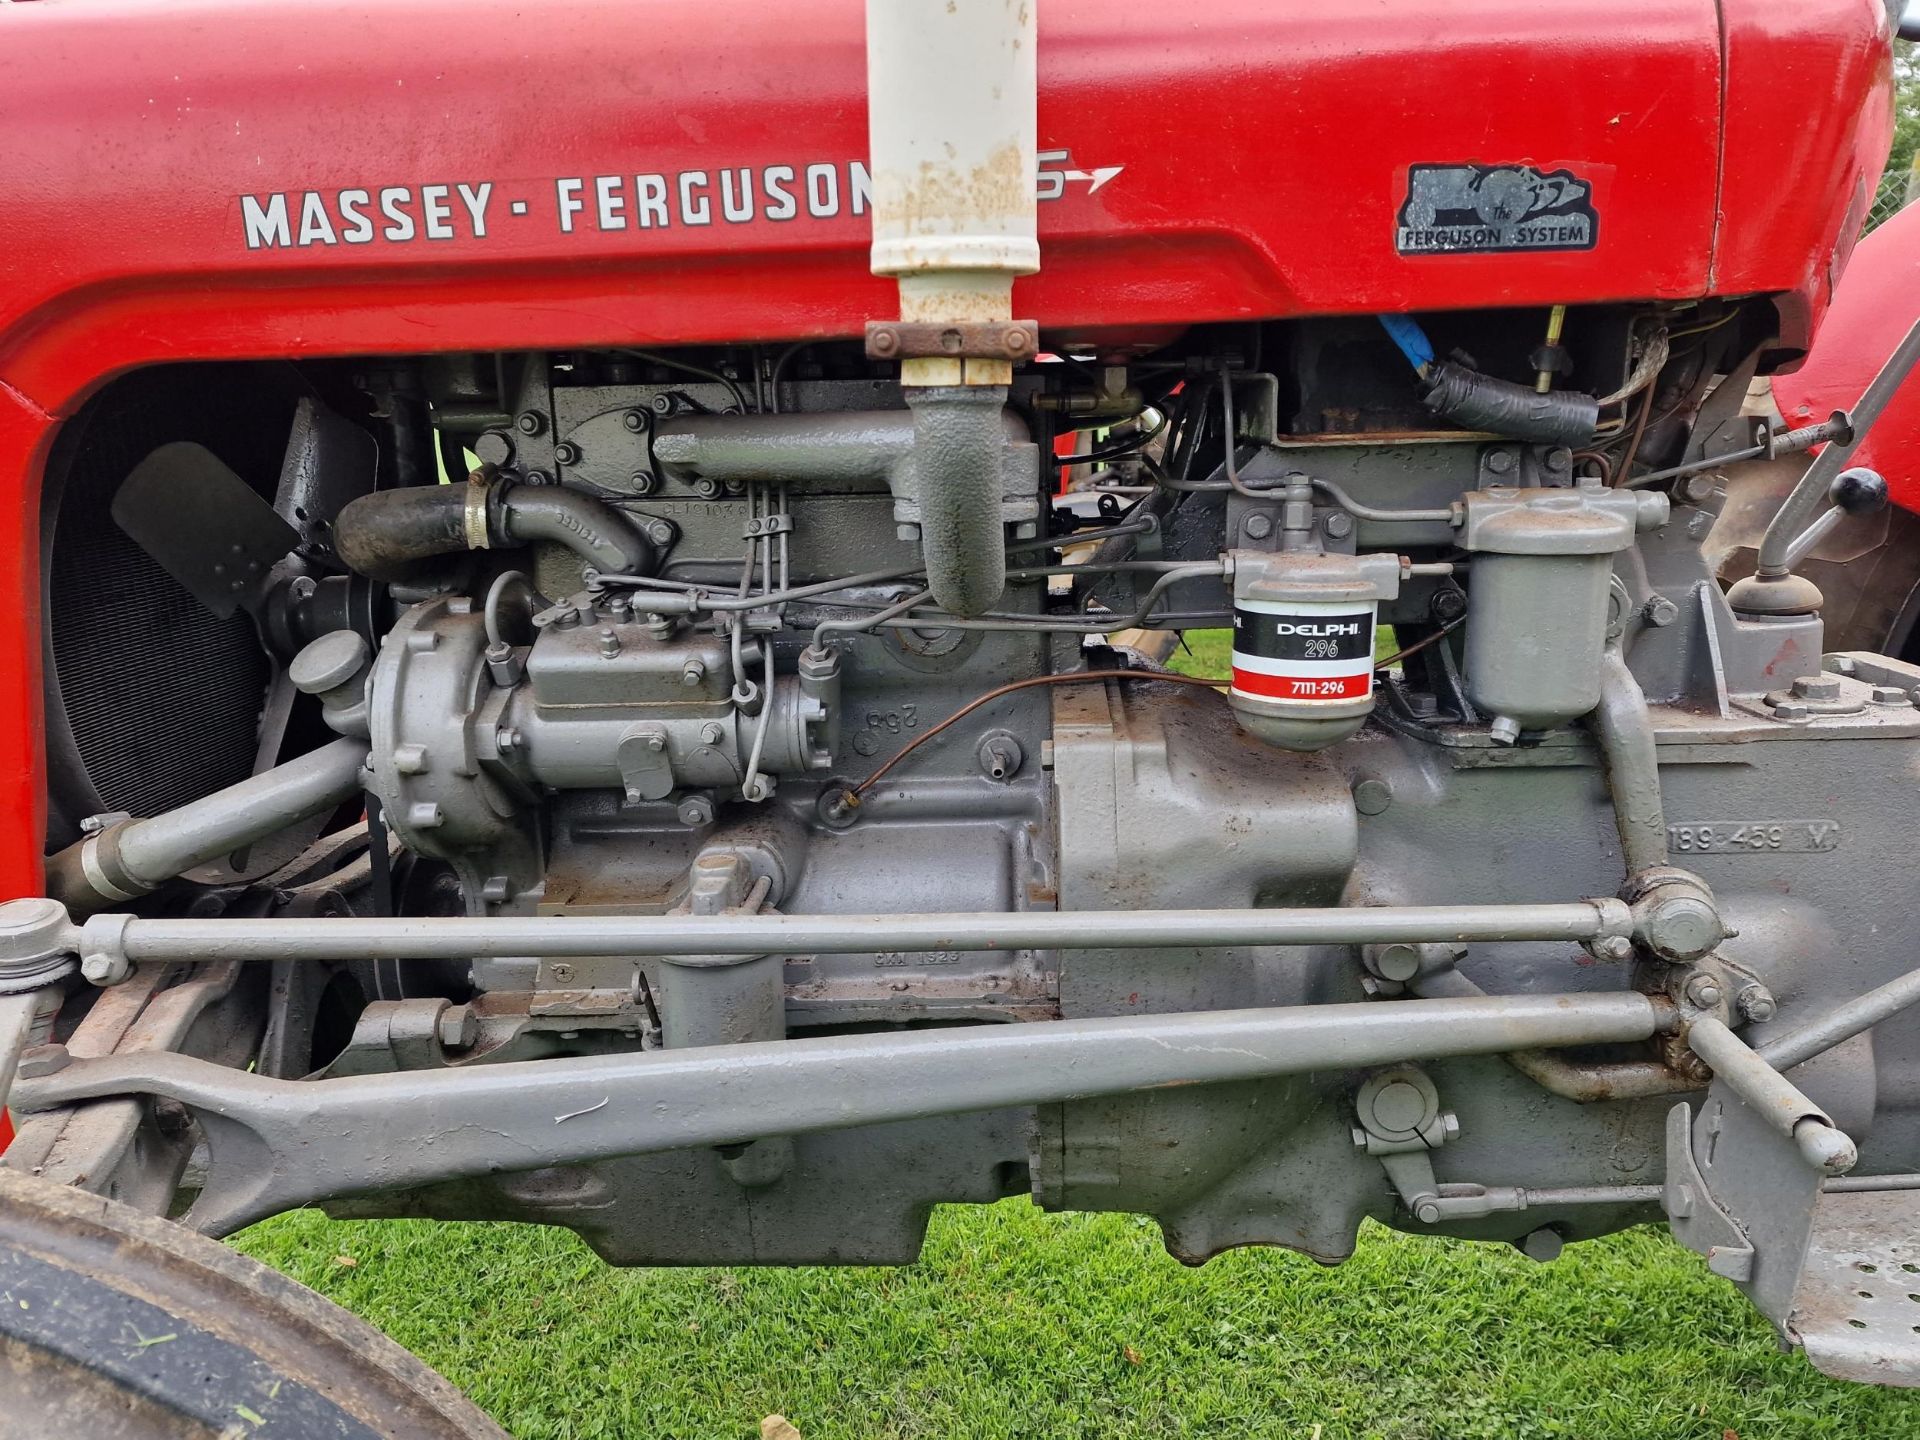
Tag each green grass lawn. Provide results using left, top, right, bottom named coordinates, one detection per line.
left=236, top=1200, right=1920, bottom=1439
left=232, top=624, right=1916, bottom=1437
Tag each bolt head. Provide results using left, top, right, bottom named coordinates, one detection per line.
left=1592, top=934, right=1635, bottom=963
left=515, top=410, right=545, bottom=436
left=1642, top=595, right=1680, bottom=628
left=1352, top=778, right=1393, bottom=816
left=623, top=409, right=649, bottom=433
left=1641, top=888, right=1723, bottom=964
left=1242, top=512, right=1274, bottom=540
left=80, top=951, right=128, bottom=986
left=1790, top=674, right=1843, bottom=702
left=1769, top=700, right=1810, bottom=721
left=1677, top=474, right=1718, bottom=506
left=1869, top=684, right=1907, bottom=705
left=438, top=1003, right=479, bottom=1050
left=1520, top=1227, right=1565, bottom=1263
left=16, top=1045, right=69, bottom=1080
left=681, top=661, right=706, bottom=686
left=1321, top=511, right=1355, bottom=540
left=1369, top=942, right=1422, bottom=983
left=1685, top=975, right=1724, bottom=1009
left=1738, top=989, right=1777, bottom=1023
left=1484, top=449, right=1516, bottom=475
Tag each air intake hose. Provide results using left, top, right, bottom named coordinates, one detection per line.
left=335, top=479, right=657, bottom=584
left=907, top=386, right=1010, bottom=616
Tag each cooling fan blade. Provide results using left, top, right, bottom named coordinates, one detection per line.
left=110, top=441, right=300, bottom=619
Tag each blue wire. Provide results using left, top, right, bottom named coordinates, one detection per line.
left=1377, top=314, right=1435, bottom=372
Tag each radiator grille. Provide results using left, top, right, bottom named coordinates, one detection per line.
left=45, top=373, right=283, bottom=819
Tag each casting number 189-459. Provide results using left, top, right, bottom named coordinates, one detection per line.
left=1666, top=820, right=1842, bottom=855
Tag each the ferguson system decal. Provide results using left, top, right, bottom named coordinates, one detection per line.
left=1396, top=163, right=1598, bottom=255
left=238, top=152, right=1121, bottom=251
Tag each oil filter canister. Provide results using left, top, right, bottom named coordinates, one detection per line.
left=1228, top=550, right=1404, bottom=751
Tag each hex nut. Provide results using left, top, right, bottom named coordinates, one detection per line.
left=677, top=795, right=716, bottom=827
left=16, top=1045, right=69, bottom=1080
left=472, top=430, right=517, bottom=468
left=1790, top=674, right=1843, bottom=702
left=1520, top=1227, right=1566, bottom=1263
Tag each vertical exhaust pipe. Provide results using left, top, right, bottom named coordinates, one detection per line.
left=865, top=0, right=1040, bottom=616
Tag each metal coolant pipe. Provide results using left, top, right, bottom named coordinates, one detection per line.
left=1592, top=645, right=1669, bottom=874
left=866, top=0, right=1038, bottom=616
left=68, top=897, right=1635, bottom=966
left=45, top=738, right=371, bottom=916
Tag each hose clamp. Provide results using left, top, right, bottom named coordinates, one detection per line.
left=464, top=474, right=494, bottom=552
left=77, top=826, right=140, bottom=904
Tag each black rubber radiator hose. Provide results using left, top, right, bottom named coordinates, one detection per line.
left=1419, top=361, right=1600, bottom=448
left=335, top=479, right=657, bottom=583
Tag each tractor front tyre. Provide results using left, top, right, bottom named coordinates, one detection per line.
left=0, top=1168, right=505, bottom=1439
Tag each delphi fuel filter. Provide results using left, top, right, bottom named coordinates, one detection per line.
left=1228, top=549, right=1403, bottom=751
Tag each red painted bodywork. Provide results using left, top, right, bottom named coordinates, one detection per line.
left=1772, top=202, right=1920, bottom=514
left=0, top=0, right=1897, bottom=894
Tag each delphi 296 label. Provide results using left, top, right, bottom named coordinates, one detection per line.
left=1231, top=601, right=1377, bottom=703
